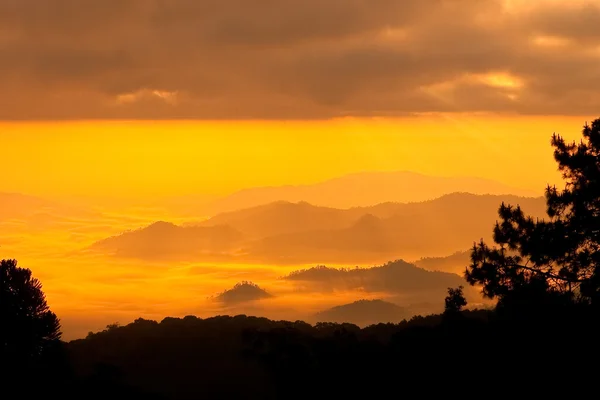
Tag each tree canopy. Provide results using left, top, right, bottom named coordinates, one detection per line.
left=444, top=286, right=467, bottom=314
left=0, top=259, right=61, bottom=363
left=466, top=119, right=600, bottom=305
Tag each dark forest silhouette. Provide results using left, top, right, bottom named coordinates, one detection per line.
left=2, top=119, right=600, bottom=399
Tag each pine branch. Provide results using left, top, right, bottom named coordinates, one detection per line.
left=507, top=263, right=584, bottom=283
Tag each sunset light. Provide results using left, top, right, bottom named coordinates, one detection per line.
left=2, top=0, right=599, bottom=398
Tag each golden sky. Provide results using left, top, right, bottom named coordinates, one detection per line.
left=1, top=0, right=598, bottom=199
left=1, top=0, right=599, bottom=339
left=1, top=115, right=592, bottom=198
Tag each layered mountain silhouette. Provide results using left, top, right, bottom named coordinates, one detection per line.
left=0, top=192, right=54, bottom=219
left=212, top=282, right=273, bottom=305
left=89, top=221, right=244, bottom=259
left=196, top=171, right=539, bottom=215
left=227, top=193, right=546, bottom=262
left=413, top=250, right=472, bottom=274
left=0, top=192, right=95, bottom=226
left=89, top=193, right=546, bottom=263
left=283, top=260, right=475, bottom=301
left=188, top=200, right=354, bottom=239
left=314, top=299, right=409, bottom=326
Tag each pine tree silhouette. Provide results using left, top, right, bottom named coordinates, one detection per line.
left=466, top=119, right=600, bottom=306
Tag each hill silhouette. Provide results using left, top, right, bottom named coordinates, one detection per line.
left=213, top=282, right=273, bottom=305
left=198, top=171, right=538, bottom=215
left=191, top=200, right=354, bottom=239
left=283, top=260, right=481, bottom=309
left=89, top=221, right=244, bottom=260
left=0, top=192, right=97, bottom=228
left=413, top=250, right=472, bottom=274
left=244, top=193, right=546, bottom=262
left=94, top=193, right=546, bottom=264
left=314, top=299, right=409, bottom=326
left=0, top=192, right=57, bottom=220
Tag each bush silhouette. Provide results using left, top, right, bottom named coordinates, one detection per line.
left=444, top=286, right=467, bottom=314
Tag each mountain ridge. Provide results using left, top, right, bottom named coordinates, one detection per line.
left=313, top=299, right=409, bottom=327
left=186, top=171, right=540, bottom=216
left=88, top=192, right=547, bottom=264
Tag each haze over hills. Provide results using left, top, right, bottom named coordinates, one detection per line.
left=0, top=182, right=545, bottom=340
left=0, top=192, right=56, bottom=219
left=206, top=193, right=547, bottom=263
left=313, top=299, right=409, bottom=327
left=189, top=201, right=355, bottom=239
left=182, top=171, right=539, bottom=217
left=89, top=193, right=547, bottom=263
left=89, top=221, right=244, bottom=260
left=0, top=192, right=97, bottom=225
left=413, top=251, right=472, bottom=274
left=282, top=260, right=479, bottom=304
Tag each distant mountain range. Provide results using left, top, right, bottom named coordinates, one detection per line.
left=0, top=192, right=103, bottom=237
left=413, top=250, right=472, bottom=274
left=283, top=259, right=479, bottom=304
left=90, top=221, right=244, bottom=260
left=89, top=192, right=546, bottom=263
left=0, top=192, right=92, bottom=222
left=175, top=171, right=539, bottom=217
left=313, top=299, right=409, bottom=327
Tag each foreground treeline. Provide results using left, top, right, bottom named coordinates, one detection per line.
left=6, top=305, right=600, bottom=399
left=3, top=119, right=600, bottom=399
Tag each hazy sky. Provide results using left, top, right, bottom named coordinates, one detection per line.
left=0, top=115, right=592, bottom=197
left=1, top=0, right=598, bottom=196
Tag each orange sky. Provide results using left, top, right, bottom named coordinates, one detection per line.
left=1, top=114, right=591, bottom=199
left=2, top=0, right=599, bottom=341
left=2, top=0, right=598, bottom=202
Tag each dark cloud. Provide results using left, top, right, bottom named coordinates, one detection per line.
left=0, top=0, right=598, bottom=119
left=530, top=3, right=600, bottom=44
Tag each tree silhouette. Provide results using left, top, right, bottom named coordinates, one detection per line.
left=0, top=259, right=61, bottom=364
left=466, top=119, right=600, bottom=305
left=444, top=286, right=467, bottom=314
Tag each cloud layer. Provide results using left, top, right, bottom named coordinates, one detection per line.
left=1, top=0, right=599, bottom=119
